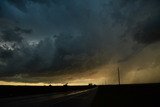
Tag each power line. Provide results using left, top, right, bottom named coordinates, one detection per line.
left=118, top=67, right=120, bottom=85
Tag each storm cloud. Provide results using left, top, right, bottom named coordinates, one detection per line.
left=0, top=26, right=32, bottom=42
left=0, top=0, right=160, bottom=84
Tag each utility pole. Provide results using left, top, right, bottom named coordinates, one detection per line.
left=118, top=67, right=120, bottom=85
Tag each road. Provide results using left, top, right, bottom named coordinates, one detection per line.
left=0, top=87, right=97, bottom=107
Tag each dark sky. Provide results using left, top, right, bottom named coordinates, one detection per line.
left=0, top=0, right=160, bottom=85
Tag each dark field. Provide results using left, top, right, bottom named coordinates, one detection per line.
left=92, top=83, right=160, bottom=107
left=0, top=85, right=95, bottom=98
left=0, top=84, right=160, bottom=107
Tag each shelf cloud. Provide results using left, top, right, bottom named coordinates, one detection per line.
left=0, top=0, right=160, bottom=84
